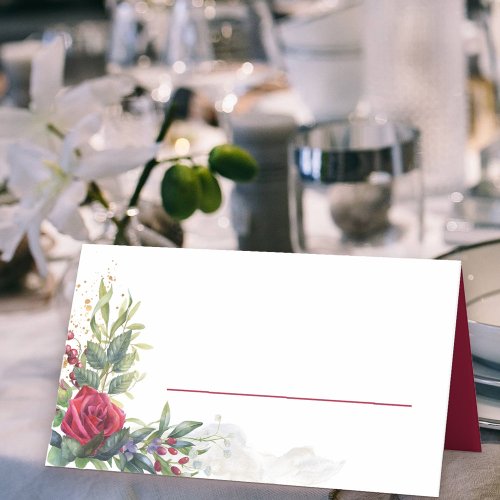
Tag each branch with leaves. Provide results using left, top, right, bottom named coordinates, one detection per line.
left=48, top=279, right=229, bottom=476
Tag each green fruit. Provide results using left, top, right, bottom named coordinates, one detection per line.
left=161, top=164, right=201, bottom=220
left=193, top=166, right=222, bottom=214
left=208, top=144, right=258, bottom=182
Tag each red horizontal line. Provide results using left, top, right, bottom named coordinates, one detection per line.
left=167, top=388, right=412, bottom=408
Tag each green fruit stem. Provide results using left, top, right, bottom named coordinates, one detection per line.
left=113, top=96, right=180, bottom=244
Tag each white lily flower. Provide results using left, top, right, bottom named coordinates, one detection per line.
left=0, top=114, right=157, bottom=275
left=0, top=37, right=135, bottom=152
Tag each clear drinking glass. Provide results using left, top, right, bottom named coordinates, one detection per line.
left=166, top=0, right=283, bottom=114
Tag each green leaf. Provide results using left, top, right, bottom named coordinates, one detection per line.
left=134, top=343, right=153, bottom=350
left=172, top=440, right=194, bottom=449
left=168, top=421, right=203, bottom=439
left=99, top=280, right=110, bottom=328
left=107, top=330, right=132, bottom=365
left=117, top=295, right=130, bottom=320
left=110, top=310, right=129, bottom=337
left=47, top=446, right=69, bottom=467
left=131, top=332, right=140, bottom=341
left=52, top=409, right=64, bottom=428
left=124, top=461, right=143, bottom=473
left=132, top=453, right=156, bottom=474
left=61, top=437, right=82, bottom=463
left=115, top=453, right=128, bottom=471
left=56, top=386, right=71, bottom=408
left=50, top=430, right=62, bottom=448
left=78, top=432, right=104, bottom=458
left=94, top=428, right=130, bottom=461
left=85, top=341, right=107, bottom=370
left=90, top=458, right=109, bottom=471
left=126, top=418, right=147, bottom=427
left=124, top=392, right=134, bottom=400
left=113, top=352, right=135, bottom=373
left=154, top=454, right=174, bottom=475
left=90, top=282, right=113, bottom=340
left=159, top=402, right=170, bottom=435
left=127, top=323, right=145, bottom=331
left=130, top=427, right=155, bottom=444
left=75, top=458, right=89, bottom=469
left=108, top=372, right=135, bottom=395
left=74, top=367, right=100, bottom=390
left=127, top=301, right=141, bottom=322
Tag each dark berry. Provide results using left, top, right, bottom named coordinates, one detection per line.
left=166, top=437, right=177, bottom=445
left=68, top=357, right=78, bottom=365
left=69, top=372, right=76, bottom=380
left=171, top=466, right=181, bottom=476
left=154, top=460, right=161, bottom=473
left=157, top=446, right=167, bottom=456
left=70, top=349, right=78, bottom=358
left=67, top=331, right=74, bottom=340
left=178, top=457, right=189, bottom=465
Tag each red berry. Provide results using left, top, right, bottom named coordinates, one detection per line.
left=178, top=457, right=189, bottom=465
left=68, top=357, right=78, bottom=365
left=168, top=447, right=178, bottom=455
left=154, top=460, right=161, bottom=473
left=166, top=438, right=177, bottom=445
left=171, top=466, right=181, bottom=476
left=70, top=349, right=78, bottom=358
left=67, top=331, right=74, bottom=340
left=65, top=345, right=72, bottom=355
left=69, top=372, right=76, bottom=380
left=157, top=446, right=167, bottom=456
left=75, top=362, right=82, bottom=368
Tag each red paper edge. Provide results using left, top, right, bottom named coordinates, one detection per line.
left=444, top=271, right=481, bottom=452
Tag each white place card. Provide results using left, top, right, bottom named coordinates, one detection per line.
left=46, top=245, right=478, bottom=497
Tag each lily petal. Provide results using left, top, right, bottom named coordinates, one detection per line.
left=74, top=144, right=158, bottom=180
left=47, top=180, right=89, bottom=241
left=55, top=75, right=135, bottom=129
left=7, top=141, right=57, bottom=200
left=60, top=113, right=102, bottom=172
left=30, top=37, right=65, bottom=114
left=0, top=206, right=27, bottom=262
left=26, top=211, right=47, bottom=277
left=0, top=107, right=34, bottom=138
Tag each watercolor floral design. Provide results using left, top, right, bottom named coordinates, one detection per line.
left=47, top=278, right=229, bottom=476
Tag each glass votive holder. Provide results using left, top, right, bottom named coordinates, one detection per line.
left=289, top=120, right=423, bottom=257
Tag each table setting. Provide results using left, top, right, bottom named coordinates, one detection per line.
left=1, top=1, right=500, bottom=499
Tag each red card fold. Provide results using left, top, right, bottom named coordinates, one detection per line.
left=444, top=272, right=481, bottom=452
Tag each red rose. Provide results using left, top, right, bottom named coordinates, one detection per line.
left=61, top=386, right=125, bottom=446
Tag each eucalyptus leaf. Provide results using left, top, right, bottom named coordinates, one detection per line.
left=99, top=280, right=110, bottom=327
left=90, top=282, right=113, bottom=338
left=74, top=367, right=100, bottom=390
left=132, top=453, right=156, bottom=474
left=130, top=427, right=155, bottom=444
left=90, top=458, right=109, bottom=471
left=85, top=341, right=107, bottom=370
left=107, top=331, right=132, bottom=365
left=110, top=310, right=129, bottom=337
left=158, top=401, right=170, bottom=435
left=134, top=343, right=153, bottom=350
left=168, top=421, right=203, bottom=439
left=126, top=418, right=147, bottom=427
left=127, top=323, right=145, bottom=330
left=124, top=461, right=142, bottom=473
left=108, top=372, right=135, bottom=395
left=127, top=301, right=141, bottom=322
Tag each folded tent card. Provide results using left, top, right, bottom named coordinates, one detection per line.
left=46, top=245, right=480, bottom=497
